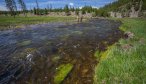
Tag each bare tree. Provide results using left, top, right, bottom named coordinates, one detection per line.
left=18, top=0, right=27, bottom=17
left=35, top=0, right=40, bottom=15
left=5, top=0, right=17, bottom=17
left=35, top=0, right=39, bottom=9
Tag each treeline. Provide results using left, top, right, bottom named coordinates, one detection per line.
left=30, top=5, right=77, bottom=15
left=0, top=11, right=28, bottom=16
left=30, top=5, right=99, bottom=16
left=0, top=4, right=100, bottom=17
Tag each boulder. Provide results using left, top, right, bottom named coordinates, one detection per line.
left=124, top=32, right=134, bottom=39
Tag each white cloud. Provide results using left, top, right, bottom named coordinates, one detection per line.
left=92, top=6, right=99, bottom=9
left=79, top=6, right=83, bottom=9
left=69, top=3, right=74, bottom=6
left=79, top=6, right=98, bottom=9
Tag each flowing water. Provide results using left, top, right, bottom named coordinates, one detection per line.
left=0, top=19, right=123, bottom=84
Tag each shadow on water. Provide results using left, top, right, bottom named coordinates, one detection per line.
left=0, top=19, right=123, bottom=84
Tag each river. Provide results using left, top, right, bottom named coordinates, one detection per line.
left=0, top=19, right=123, bottom=84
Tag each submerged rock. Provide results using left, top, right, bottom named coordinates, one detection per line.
left=51, top=55, right=61, bottom=62
left=26, top=54, right=33, bottom=62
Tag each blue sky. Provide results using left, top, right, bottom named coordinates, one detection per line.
left=0, top=0, right=116, bottom=10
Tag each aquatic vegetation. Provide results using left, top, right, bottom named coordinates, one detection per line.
left=72, top=31, right=83, bottom=35
left=18, top=40, right=32, bottom=46
left=46, top=41, right=52, bottom=45
left=51, top=55, right=61, bottom=62
left=60, top=34, right=70, bottom=41
left=40, top=36, right=48, bottom=40
left=94, top=50, right=100, bottom=60
left=13, top=48, right=37, bottom=60
left=54, top=64, right=73, bottom=84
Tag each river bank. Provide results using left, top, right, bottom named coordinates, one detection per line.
left=94, top=18, right=146, bottom=84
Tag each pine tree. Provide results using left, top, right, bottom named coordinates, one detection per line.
left=33, top=7, right=37, bottom=15
left=75, top=8, right=79, bottom=16
left=64, top=5, right=70, bottom=15
left=45, top=8, right=48, bottom=15
left=82, top=9, right=86, bottom=15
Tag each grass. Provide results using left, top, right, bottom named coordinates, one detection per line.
left=0, top=16, right=76, bottom=30
left=94, top=18, right=146, bottom=84
left=54, top=63, right=73, bottom=84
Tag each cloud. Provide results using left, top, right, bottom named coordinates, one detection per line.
left=79, top=6, right=99, bottom=9
left=79, top=6, right=83, bottom=9
left=69, top=3, right=74, bottom=6
left=92, top=6, right=99, bottom=9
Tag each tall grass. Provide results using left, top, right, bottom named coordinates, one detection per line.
left=94, top=18, right=146, bottom=84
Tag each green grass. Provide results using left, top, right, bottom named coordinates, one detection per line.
left=94, top=18, right=146, bottom=84
left=0, top=16, right=76, bottom=30
left=54, top=63, right=73, bottom=84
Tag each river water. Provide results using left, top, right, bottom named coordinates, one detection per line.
left=0, top=19, right=123, bottom=84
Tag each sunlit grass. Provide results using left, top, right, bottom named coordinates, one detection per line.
left=94, top=18, right=146, bottom=84
left=0, top=16, right=76, bottom=30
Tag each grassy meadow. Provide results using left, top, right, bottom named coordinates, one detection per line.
left=0, top=16, right=76, bottom=30
left=94, top=18, right=146, bottom=84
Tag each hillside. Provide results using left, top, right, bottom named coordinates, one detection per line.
left=99, top=0, right=146, bottom=18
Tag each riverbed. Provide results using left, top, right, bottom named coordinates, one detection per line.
left=0, top=19, right=123, bottom=84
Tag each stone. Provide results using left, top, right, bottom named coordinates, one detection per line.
left=124, top=32, right=134, bottom=39
left=26, top=54, right=33, bottom=62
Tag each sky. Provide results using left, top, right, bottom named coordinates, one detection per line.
left=0, top=0, right=116, bottom=11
